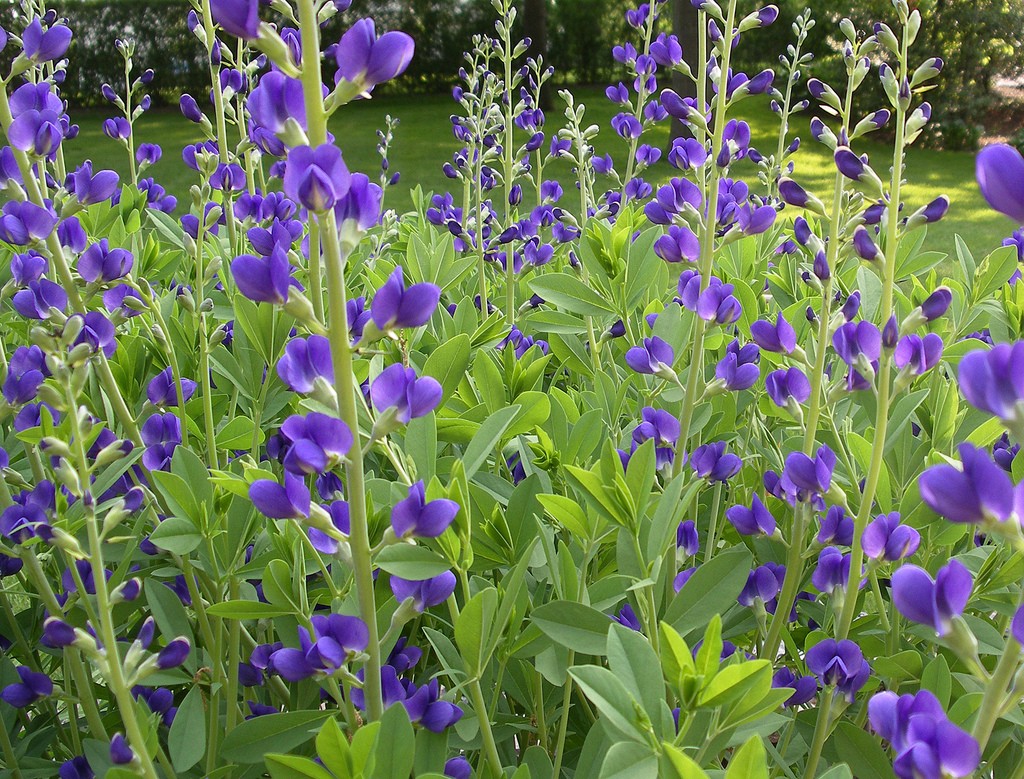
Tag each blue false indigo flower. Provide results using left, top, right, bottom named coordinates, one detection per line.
left=739, top=565, right=783, bottom=607
left=334, top=173, right=383, bottom=235
left=250, top=472, right=311, bottom=521
left=1, top=666, right=53, bottom=708
left=645, top=177, right=702, bottom=224
left=102, top=117, right=131, bottom=142
left=58, top=756, right=93, bottom=779
left=853, top=226, right=883, bottom=262
left=370, top=364, right=442, bottom=426
left=906, top=195, right=950, bottom=230
left=891, top=560, right=972, bottom=637
left=976, top=143, right=1024, bottom=224
left=894, top=333, right=943, bottom=385
left=674, top=567, right=697, bottom=593
left=834, top=147, right=884, bottom=197
left=72, top=311, right=117, bottom=357
left=676, top=520, right=699, bottom=556
left=269, top=615, right=369, bottom=681
left=614, top=602, right=642, bottom=632
left=444, top=757, right=472, bottom=779
left=156, top=638, right=192, bottom=670
left=1, top=201, right=59, bottom=245
left=391, top=481, right=459, bottom=539
left=725, top=493, right=776, bottom=536
left=650, top=33, right=683, bottom=67
left=370, top=267, right=441, bottom=331
left=691, top=441, right=742, bottom=482
left=211, top=0, right=261, bottom=39
left=605, top=83, right=629, bottom=105
left=993, top=433, right=1020, bottom=472
left=833, top=320, right=881, bottom=369
left=11, top=250, right=49, bottom=285
left=1013, top=604, right=1024, bottom=645
left=3, top=345, right=49, bottom=404
left=713, top=340, right=760, bottom=391
left=772, top=667, right=817, bottom=708
left=335, top=18, right=415, bottom=94
left=280, top=412, right=353, bottom=476
left=109, top=735, right=135, bottom=767
left=625, top=336, right=676, bottom=380
left=136, top=143, right=161, bottom=167
left=750, top=313, right=797, bottom=354
left=78, top=239, right=133, bottom=283
left=919, top=287, right=953, bottom=321
left=231, top=245, right=295, bottom=304
left=778, top=178, right=823, bottom=213
left=283, top=144, right=351, bottom=213
left=632, top=407, right=681, bottom=469
left=869, top=690, right=979, bottom=779
left=391, top=571, right=457, bottom=612
left=811, top=546, right=852, bottom=595
left=146, top=368, right=197, bottom=407
left=66, top=162, right=119, bottom=206
left=140, top=413, right=182, bottom=471
left=862, top=512, right=920, bottom=562
left=308, top=500, right=350, bottom=555
left=766, top=367, right=811, bottom=410
left=817, top=505, right=853, bottom=545
left=805, top=639, right=870, bottom=701
left=697, top=279, right=742, bottom=323
left=668, top=137, right=708, bottom=170
left=611, top=113, right=643, bottom=140
left=958, top=343, right=1024, bottom=428
left=654, top=225, right=700, bottom=263
left=592, top=153, right=614, bottom=174
left=781, top=446, right=835, bottom=505
left=21, top=18, right=72, bottom=62
left=247, top=72, right=307, bottom=139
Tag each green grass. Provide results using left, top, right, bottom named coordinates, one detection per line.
left=59, top=87, right=1015, bottom=261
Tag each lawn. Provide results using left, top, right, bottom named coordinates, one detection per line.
left=60, top=87, right=1016, bottom=261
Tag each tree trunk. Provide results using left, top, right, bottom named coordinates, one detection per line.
left=669, top=0, right=700, bottom=141
left=523, top=0, right=552, bottom=109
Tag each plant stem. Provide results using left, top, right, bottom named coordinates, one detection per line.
left=803, top=690, right=835, bottom=779
left=972, top=639, right=1021, bottom=753
left=551, top=650, right=576, bottom=778
left=470, top=677, right=504, bottom=778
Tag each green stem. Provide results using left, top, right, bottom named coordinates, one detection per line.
left=703, top=481, right=723, bottom=563
left=0, top=714, right=23, bottom=779
left=470, top=678, right=504, bottom=778
left=972, top=639, right=1021, bottom=753
left=803, top=691, right=835, bottom=779
left=550, top=650, right=576, bottom=778
left=762, top=503, right=809, bottom=659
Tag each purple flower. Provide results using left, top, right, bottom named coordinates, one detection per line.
left=691, top=441, right=742, bottom=482
left=335, top=18, right=415, bottom=93
left=0, top=201, right=59, bottom=245
left=22, top=18, right=72, bottom=62
left=750, top=314, right=797, bottom=354
left=805, top=639, right=870, bottom=701
left=391, top=572, right=457, bottom=612
left=370, top=364, right=442, bottom=425
left=156, top=638, right=192, bottom=670
left=1, top=666, right=53, bottom=707
left=12, top=278, right=67, bottom=319
left=772, top=667, right=817, bottom=708
left=626, top=336, right=675, bottom=378
left=277, top=335, right=334, bottom=393
left=109, top=735, right=134, bottom=766
left=141, top=413, right=181, bottom=470
left=283, top=145, right=351, bottom=212
left=632, top=407, right=681, bottom=469
left=3, top=345, right=49, bottom=404
left=811, top=546, right=851, bottom=595
left=444, top=757, right=472, bottom=779
left=976, top=143, right=1024, bottom=224
left=653, top=225, right=701, bottom=264
left=280, top=412, right=353, bottom=476
left=781, top=446, right=835, bottom=504
left=66, top=162, right=119, bottom=206
left=78, top=239, right=133, bottom=283
left=644, top=177, right=702, bottom=224
left=739, top=565, right=783, bottom=606
left=668, top=137, right=708, bottom=170
left=334, top=173, right=382, bottom=231
left=725, top=494, right=776, bottom=536
left=147, top=368, right=197, bottom=407
left=862, top=512, right=920, bottom=562
left=231, top=246, right=295, bottom=304
left=869, top=690, right=979, bottom=779
left=766, top=367, right=810, bottom=408
left=269, top=614, right=369, bottom=681
left=958, top=342, right=1024, bottom=424
left=211, top=0, right=261, bottom=39
left=72, top=311, right=117, bottom=357
left=391, top=481, right=458, bottom=539
left=891, top=559, right=972, bottom=636
left=714, top=340, right=760, bottom=391
left=370, top=267, right=441, bottom=331
left=614, top=602, right=642, bottom=632
left=248, top=71, right=307, bottom=139
left=894, top=334, right=943, bottom=376
left=697, top=280, right=742, bottom=324
left=833, top=321, right=882, bottom=366
left=250, top=472, right=311, bottom=520
left=103, top=118, right=131, bottom=141
left=918, top=443, right=1015, bottom=524
left=811, top=503, right=850, bottom=546
left=676, top=520, right=699, bottom=556
left=59, top=756, right=93, bottom=779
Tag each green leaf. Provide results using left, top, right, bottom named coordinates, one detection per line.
left=147, top=517, right=203, bottom=555
left=607, top=623, right=665, bottom=730
left=455, top=587, right=498, bottom=674
left=661, top=743, right=710, bottom=779
left=528, top=273, right=615, bottom=317
left=144, top=578, right=194, bottom=647
left=424, top=334, right=472, bottom=402
left=265, top=755, right=335, bottom=779
left=168, top=686, right=206, bottom=772
left=724, top=736, right=768, bottom=779
left=569, top=664, right=646, bottom=742
left=315, top=718, right=354, bottom=779
left=220, top=711, right=331, bottom=763
left=375, top=544, right=452, bottom=579
left=217, top=417, right=264, bottom=450
left=698, top=660, right=772, bottom=710
left=599, top=742, right=658, bottom=779
left=370, top=703, right=415, bottom=779
left=461, top=405, right=520, bottom=481
left=664, top=546, right=751, bottom=639
left=532, top=600, right=612, bottom=655
left=206, top=600, right=296, bottom=619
